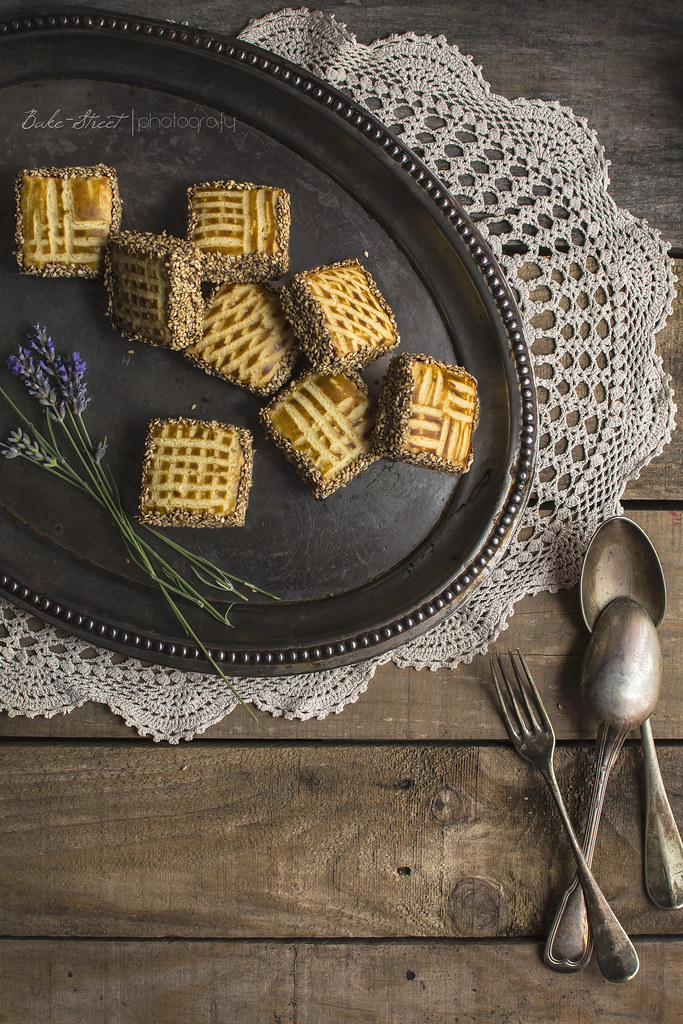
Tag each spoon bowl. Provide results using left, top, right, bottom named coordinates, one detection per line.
left=581, top=596, right=661, bottom=730
left=580, top=516, right=666, bottom=631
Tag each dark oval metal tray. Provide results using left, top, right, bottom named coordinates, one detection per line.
left=0, top=9, right=537, bottom=676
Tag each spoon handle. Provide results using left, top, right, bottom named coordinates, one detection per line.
left=544, top=721, right=628, bottom=972
left=542, top=761, right=639, bottom=982
left=642, top=718, right=683, bottom=908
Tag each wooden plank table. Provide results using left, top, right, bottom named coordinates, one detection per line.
left=1, top=2, right=682, bottom=1020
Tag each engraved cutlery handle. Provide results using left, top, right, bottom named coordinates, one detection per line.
left=544, top=721, right=627, bottom=972
left=543, top=758, right=639, bottom=983
left=642, top=718, right=683, bottom=908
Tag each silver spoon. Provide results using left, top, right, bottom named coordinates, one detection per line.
left=545, top=517, right=683, bottom=973
left=545, top=595, right=661, bottom=972
left=582, top=516, right=683, bottom=908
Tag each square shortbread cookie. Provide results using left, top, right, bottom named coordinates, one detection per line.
left=139, top=417, right=253, bottom=527
left=14, top=164, right=121, bottom=278
left=260, top=370, right=378, bottom=498
left=376, top=352, right=478, bottom=474
left=185, top=282, right=299, bottom=396
left=279, top=259, right=399, bottom=372
left=104, top=230, right=203, bottom=350
left=186, top=179, right=290, bottom=284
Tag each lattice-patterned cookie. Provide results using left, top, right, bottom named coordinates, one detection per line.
left=376, top=352, right=479, bottom=474
left=186, top=179, right=290, bottom=284
left=14, top=164, right=121, bottom=278
left=260, top=371, right=378, bottom=498
left=185, top=282, right=300, bottom=397
left=104, top=231, right=203, bottom=350
left=139, top=417, right=253, bottom=528
left=279, top=259, right=399, bottom=372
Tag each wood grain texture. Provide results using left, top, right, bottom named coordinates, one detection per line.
left=294, top=940, right=682, bottom=1024
left=0, top=0, right=678, bottom=245
left=2, top=938, right=682, bottom=1024
left=1, top=741, right=681, bottom=939
left=1, top=940, right=296, bottom=1023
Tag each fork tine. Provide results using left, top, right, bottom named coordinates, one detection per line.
left=495, top=652, right=530, bottom=734
left=508, top=649, right=542, bottom=730
left=514, top=649, right=554, bottom=735
left=490, top=654, right=522, bottom=740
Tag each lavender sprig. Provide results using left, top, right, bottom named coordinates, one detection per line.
left=6, top=325, right=74, bottom=420
left=7, top=326, right=89, bottom=418
left=1, top=326, right=272, bottom=720
left=1, top=426, right=58, bottom=466
left=56, top=351, right=90, bottom=414
left=27, top=323, right=56, bottom=362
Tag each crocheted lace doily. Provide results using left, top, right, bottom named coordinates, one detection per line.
left=0, top=8, right=676, bottom=741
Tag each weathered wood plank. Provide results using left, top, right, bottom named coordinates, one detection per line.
left=1, top=741, right=681, bottom=939
left=1, top=940, right=296, bottom=1024
left=294, top=939, right=683, bottom=1024
left=1, top=938, right=681, bottom=1024
left=2, top=508, right=682, bottom=741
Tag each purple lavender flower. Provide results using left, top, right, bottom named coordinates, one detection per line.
left=95, top=439, right=108, bottom=462
left=27, top=324, right=57, bottom=366
left=26, top=362, right=60, bottom=411
left=56, top=351, right=90, bottom=414
left=5, top=327, right=89, bottom=417
left=6, top=347, right=36, bottom=380
left=6, top=336, right=62, bottom=417
left=1, top=427, right=27, bottom=457
left=1, top=427, right=57, bottom=467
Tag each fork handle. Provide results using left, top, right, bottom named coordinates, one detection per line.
left=544, top=876, right=591, bottom=972
left=544, top=721, right=627, bottom=972
left=542, top=762, right=639, bottom=982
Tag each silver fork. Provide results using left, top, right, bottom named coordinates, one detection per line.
left=490, top=650, right=639, bottom=983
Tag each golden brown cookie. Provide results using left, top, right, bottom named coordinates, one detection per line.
left=14, top=164, right=121, bottom=277
left=376, top=352, right=478, bottom=474
left=139, top=417, right=253, bottom=527
left=260, top=370, right=378, bottom=498
left=185, top=282, right=299, bottom=396
left=279, top=259, right=399, bottom=372
left=104, top=230, right=203, bottom=350
left=186, top=179, right=290, bottom=283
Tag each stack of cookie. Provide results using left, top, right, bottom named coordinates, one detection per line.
left=13, top=163, right=478, bottom=527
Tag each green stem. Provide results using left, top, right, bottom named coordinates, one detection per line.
left=141, top=524, right=278, bottom=600
left=5, top=451, right=91, bottom=492
left=45, top=412, right=68, bottom=466
left=57, top=414, right=126, bottom=528
left=112, top=507, right=237, bottom=634
left=71, top=411, right=119, bottom=508
left=159, top=582, right=257, bottom=720
left=117, top=519, right=233, bottom=626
